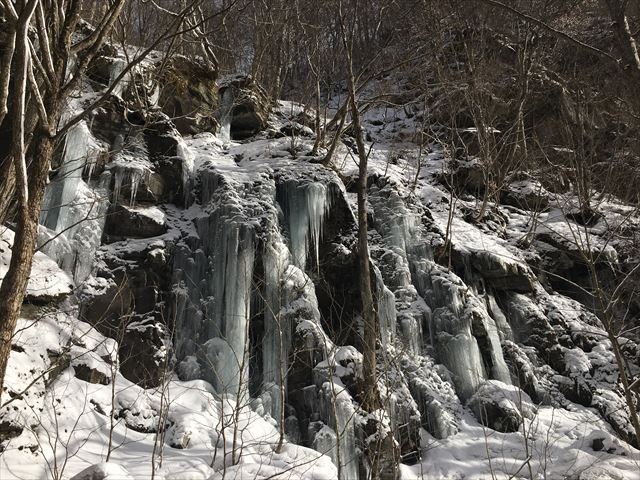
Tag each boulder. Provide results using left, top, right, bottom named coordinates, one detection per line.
left=501, top=173, right=551, bottom=211
left=468, top=381, right=535, bottom=433
left=565, top=206, right=602, bottom=227
left=158, top=55, right=218, bottom=135
left=0, top=421, right=23, bottom=444
left=118, top=314, right=167, bottom=388
left=73, top=363, right=110, bottom=385
left=554, top=374, right=593, bottom=406
left=218, top=74, right=271, bottom=140
left=86, top=55, right=116, bottom=87
left=280, top=121, right=314, bottom=137
left=105, top=205, right=167, bottom=240
left=70, top=463, right=134, bottom=480
left=441, top=158, right=486, bottom=197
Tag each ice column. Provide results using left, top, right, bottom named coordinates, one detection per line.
left=39, top=121, right=107, bottom=283
left=41, top=122, right=99, bottom=233
left=109, top=57, right=131, bottom=98
left=279, top=180, right=331, bottom=272
left=376, top=269, right=397, bottom=347
left=205, top=219, right=255, bottom=400
left=318, top=382, right=359, bottom=480
left=261, top=232, right=291, bottom=421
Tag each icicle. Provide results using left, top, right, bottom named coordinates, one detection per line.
left=129, top=169, right=142, bottom=206
left=110, top=157, right=151, bottom=206
left=113, top=169, right=124, bottom=204
left=41, top=121, right=100, bottom=233
left=436, top=328, right=485, bottom=402
left=69, top=179, right=109, bottom=282
left=205, top=220, right=255, bottom=400
left=39, top=120, right=107, bottom=283
left=376, top=267, right=396, bottom=347
left=313, top=425, right=338, bottom=463
left=316, top=382, right=359, bottom=480
left=399, top=316, right=420, bottom=355
left=172, top=169, right=259, bottom=403
left=177, top=138, right=194, bottom=205
left=279, top=180, right=332, bottom=272
left=307, top=183, right=329, bottom=269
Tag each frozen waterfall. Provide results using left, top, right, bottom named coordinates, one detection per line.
left=39, top=121, right=108, bottom=282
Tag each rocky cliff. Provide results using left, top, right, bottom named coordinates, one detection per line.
left=1, top=49, right=639, bottom=480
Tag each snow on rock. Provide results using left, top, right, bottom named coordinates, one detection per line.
left=0, top=227, right=73, bottom=302
left=70, top=462, right=134, bottom=480
left=105, top=204, right=167, bottom=239
left=468, top=380, right=536, bottom=433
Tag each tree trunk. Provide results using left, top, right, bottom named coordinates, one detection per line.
left=0, top=157, right=16, bottom=224
left=349, top=76, right=399, bottom=480
left=0, top=134, right=54, bottom=400
left=351, top=93, right=379, bottom=412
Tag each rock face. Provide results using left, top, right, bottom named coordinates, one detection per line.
left=158, top=56, right=219, bottom=135
left=105, top=205, right=167, bottom=240
left=80, top=240, right=172, bottom=388
left=78, top=108, right=640, bottom=471
left=4, top=47, right=640, bottom=479
left=217, top=75, right=271, bottom=140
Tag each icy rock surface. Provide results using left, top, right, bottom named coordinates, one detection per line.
left=2, top=66, right=640, bottom=480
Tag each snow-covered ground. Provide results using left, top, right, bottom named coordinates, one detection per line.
left=1, top=306, right=336, bottom=480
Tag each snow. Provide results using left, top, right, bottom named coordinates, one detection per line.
left=70, top=462, right=134, bottom=480
left=0, top=227, right=73, bottom=300
left=127, top=205, right=166, bottom=225
left=403, top=406, right=640, bottom=480
left=1, top=310, right=337, bottom=480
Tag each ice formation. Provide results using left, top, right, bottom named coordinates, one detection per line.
left=111, top=154, right=151, bottom=207
left=39, top=121, right=108, bottom=282
left=108, top=57, right=131, bottom=98
left=278, top=180, right=332, bottom=271
left=216, top=87, right=233, bottom=143
left=261, top=232, right=292, bottom=421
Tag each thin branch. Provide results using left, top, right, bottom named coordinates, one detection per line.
left=474, top=0, right=620, bottom=65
